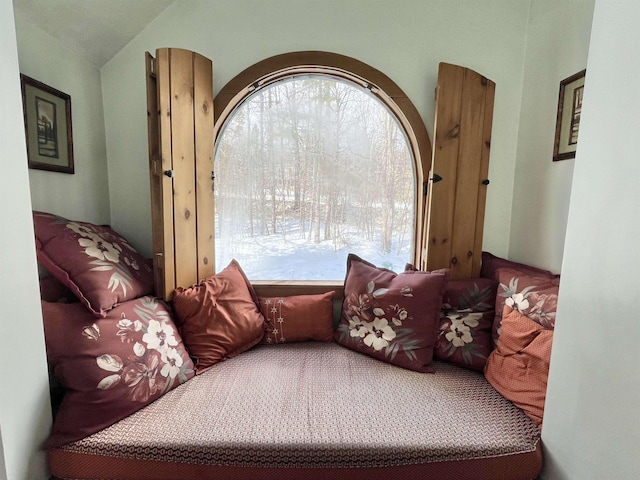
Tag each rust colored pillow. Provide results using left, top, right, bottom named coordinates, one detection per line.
left=172, top=260, right=265, bottom=373
left=484, top=306, right=553, bottom=427
left=436, top=278, right=497, bottom=371
left=335, top=254, right=447, bottom=372
left=493, top=267, right=560, bottom=345
left=259, top=292, right=335, bottom=344
left=42, top=297, right=194, bottom=448
left=33, top=211, right=154, bottom=317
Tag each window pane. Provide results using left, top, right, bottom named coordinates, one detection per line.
left=214, top=75, right=415, bottom=280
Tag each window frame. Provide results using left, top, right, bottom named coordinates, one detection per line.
left=213, top=51, right=432, bottom=297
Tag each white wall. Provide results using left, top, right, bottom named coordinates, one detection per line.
left=542, top=1, right=640, bottom=478
left=0, top=1, right=52, bottom=479
left=509, top=0, right=594, bottom=273
left=14, top=9, right=110, bottom=225
left=101, top=0, right=531, bottom=258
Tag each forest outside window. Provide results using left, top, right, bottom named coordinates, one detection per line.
left=214, top=74, right=417, bottom=281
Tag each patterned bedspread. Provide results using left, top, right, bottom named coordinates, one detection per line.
left=57, top=342, right=540, bottom=469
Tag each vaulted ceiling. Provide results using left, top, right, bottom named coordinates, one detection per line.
left=13, top=0, right=175, bottom=68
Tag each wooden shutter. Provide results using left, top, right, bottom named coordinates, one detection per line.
left=146, top=48, right=215, bottom=300
left=424, top=63, right=495, bottom=279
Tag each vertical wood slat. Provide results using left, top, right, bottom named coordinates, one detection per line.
left=425, top=64, right=464, bottom=271
left=472, top=81, right=495, bottom=277
left=193, top=54, right=215, bottom=279
left=147, top=48, right=214, bottom=300
left=449, top=68, right=487, bottom=278
left=426, top=63, right=495, bottom=279
left=145, top=52, right=164, bottom=297
left=169, top=49, right=198, bottom=290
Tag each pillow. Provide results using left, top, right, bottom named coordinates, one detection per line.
left=484, top=306, right=553, bottom=427
left=335, top=254, right=447, bottom=372
left=259, top=292, right=335, bottom=344
left=480, top=251, right=558, bottom=282
left=33, top=211, right=154, bottom=317
left=39, top=274, right=76, bottom=303
left=493, top=267, right=560, bottom=345
left=42, top=296, right=194, bottom=448
left=171, top=260, right=265, bottom=373
left=436, top=278, right=497, bottom=371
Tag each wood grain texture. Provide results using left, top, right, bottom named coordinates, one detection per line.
left=170, top=49, right=198, bottom=290
left=193, top=53, right=215, bottom=280
left=426, top=63, right=495, bottom=279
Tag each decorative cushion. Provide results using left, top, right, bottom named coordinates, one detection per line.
left=436, top=278, right=497, bottom=371
left=171, top=260, right=265, bottom=373
left=33, top=211, right=154, bottom=317
left=42, top=297, right=194, bottom=448
left=259, top=292, right=335, bottom=344
left=335, top=254, right=447, bottom=372
left=493, top=268, right=560, bottom=345
left=480, top=251, right=558, bottom=282
left=484, top=306, right=553, bottom=427
left=39, top=273, right=76, bottom=303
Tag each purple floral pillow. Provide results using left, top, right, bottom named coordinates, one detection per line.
left=33, top=211, right=154, bottom=317
left=436, top=278, right=497, bottom=371
left=493, top=268, right=560, bottom=344
left=335, top=254, right=447, bottom=372
left=42, top=296, right=194, bottom=448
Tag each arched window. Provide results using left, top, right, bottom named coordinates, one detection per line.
left=213, top=52, right=432, bottom=281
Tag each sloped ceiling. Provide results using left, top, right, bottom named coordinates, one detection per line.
left=13, top=0, right=176, bottom=68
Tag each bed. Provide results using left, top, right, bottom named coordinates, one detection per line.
left=35, top=212, right=557, bottom=480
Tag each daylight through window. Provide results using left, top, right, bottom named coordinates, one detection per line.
left=214, top=74, right=416, bottom=280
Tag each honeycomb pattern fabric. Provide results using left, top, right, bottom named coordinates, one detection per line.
left=53, top=343, right=541, bottom=470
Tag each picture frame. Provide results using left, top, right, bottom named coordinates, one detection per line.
left=553, top=69, right=586, bottom=162
left=20, top=74, right=74, bottom=174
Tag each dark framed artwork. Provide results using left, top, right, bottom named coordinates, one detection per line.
left=20, top=74, right=74, bottom=174
left=553, top=69, right=586, bottom=162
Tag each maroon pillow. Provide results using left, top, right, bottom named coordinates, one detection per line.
left=33, top=211, right=154, bottom=317
left=259, top=292, right=335, bottom=344
left=493, top=268, right=560, bottom=344
left=172, top=260, right=265, bottom=373
left=42, top=297, right=194, bottom=448
left=436, top=278, right=497, bottom=371
left=335, top=254, right=447, bottom=372
left=480, top=251, right=558, bottom=282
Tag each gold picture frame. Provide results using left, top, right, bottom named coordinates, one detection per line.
left=20, top=74, right=74, bottom=174
left=553, top=69, right=586, bottom=162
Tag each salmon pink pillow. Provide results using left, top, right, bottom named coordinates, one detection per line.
left=484, top=306, right=553, bottom=427
left=335, top=254, right=447, bottom=372
left=42, top=297, right=194, bottom=448
left=171, top=260, right=265, bottom=373
left=493, top=268, right=560, bottom=345
left=259, top=292, right=334, bottom=344
left=33, top=211, right=154, bottom=317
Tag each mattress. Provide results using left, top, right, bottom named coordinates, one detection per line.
left=49, top=342, right=542, bottom=480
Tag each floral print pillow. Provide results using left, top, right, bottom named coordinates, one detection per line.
left=436, top=278, right=497, bottom=371
left=33, top=211, right=154, bottom=317
left=493, top=268, right=560, bottom=345
left=335, top=254, right=447, bottom=372
left=42, top=296, right=194, bottom=448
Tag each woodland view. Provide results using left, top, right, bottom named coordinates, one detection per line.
left=214, top=75, right=415, bottom=280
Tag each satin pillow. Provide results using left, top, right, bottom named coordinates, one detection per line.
left=172, top=260, right=265, bottom=373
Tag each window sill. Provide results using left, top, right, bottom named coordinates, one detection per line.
left=251, top=280, right=344, bottom=299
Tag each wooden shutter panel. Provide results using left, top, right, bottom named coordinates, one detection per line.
left=146, top=48, right=215, bottom=300
left=425, top=63, right=495, bottom=279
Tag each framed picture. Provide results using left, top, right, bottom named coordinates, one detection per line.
left=20, top=74, right=74, bottom=174
left=553, top=69, right=586, bottom=162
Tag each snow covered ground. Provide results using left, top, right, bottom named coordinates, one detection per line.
left=215, top=226, right=411, bottom=280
